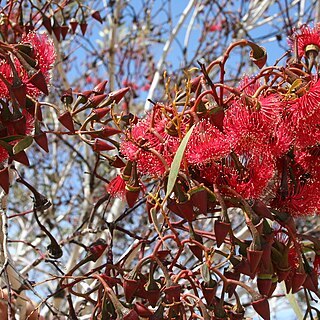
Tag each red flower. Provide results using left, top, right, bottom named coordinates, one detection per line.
left=198, top=153, right=275, bottom=200
left=106, top=174, right=126, bottom=199
left=0, top=32, right=55, bottom=99
left=237, top=75, right=261, bottom=96
left=273, top=179, right=320, bottom=216
left=120, top=109, right=186, bottom=176
left=224, top=93, right=286, bottom=157
left=220, top=153, right=276, bottom=199
left=287, top=79, right=320, bottom=126
left=288, top=24, right=320, bottom=58
left=287, top=246, right=300, bottom=270
left=22, top=32, right=56, bottom=75
left=185, top=118, right=231, bottom=165
left=285, top=79, right=320, bottom=149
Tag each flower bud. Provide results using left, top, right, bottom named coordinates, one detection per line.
left=247, top=248, right=263, bottom=275
left=214, top=220, right=231, bottom=247
left=70, top=19, right=78, bottom=34
left=134, top=302, right=153, bottom=317
left=123, top=277, right=140, bottom=302
left=92, top=11, right=103, bottom=24
left=58, top=111, right=75, bottom=132
left=93, top=80, right=108, bottom=94
left=28, top=70, right=49, bottom=95
left=93, top=138, right=115, bottom=152
left=125, top=184, right=140, bottom=208
left=252, top=298, right=270, bottom=320
left=0, top=167, right=9, bottom=193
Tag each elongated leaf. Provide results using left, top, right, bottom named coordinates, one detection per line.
left=0, top=135, right=25, bottom=142
left=13, top=136, right=33, bottom=154
left=201, top=264, right=211, bottom=284
left=150, top=207, right=162, bottom=236
left=165, top=125, right=194, bottom=199
left=0, top=139, right=13, bottom=153
left=282, top=283, right=303, bottom=320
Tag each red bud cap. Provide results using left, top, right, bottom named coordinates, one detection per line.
left=26, top=97, right=42, bottom=121
left=175, top=197, right=196, bottom=222
left=0, top=167, right=9, bottom=193
left=303, top=271, right=318, bottom=293
left=252, top=298, right=270, bottom=320
left=93, top=138, right=115, bottom=152
left=93, top=80, right=108, bottom=94
left=189, top=242, right=203, bottom=261
left=89, top=94, right=107, bottom=108
left=224, top=269, right=240, bottom=297
left=257, top=274, right=272, bottom=296
left=34, top=132, right=49, bottom=152
left=145, top=289, right=160, bottom=307
left=134, top=302, right=153, bottom=317
left=276, top=266, right=291, bottom=282
left=109, top=155, right=125, bottom=168
left=189, top=185, right=207, bottom=215
left=190, top=75, right=202, bottom=92
left=101, top=125, right=121, bottom=138
left=58, top=111, right=75, bottom=132
left=125, top=184, right=140, bottom=208
left=28, top=70, right=49, bottom=95
left=164, top=285, right=181, bottom=304
left=214, top=220, right=231, bottom=247
left=92, top=11, right=103, bottom=24
left=251, top=200, right=274, bottom=220
left=89, top=239, right=107, bottom=262
left=77, top=90, right=93, bottom=103
left=92, top=107, right=110, bottom=121
left=12, top=150, right=29, bottom=166
left=42, top=15, right=52, bottom=34
left=80, top=22, right=88, bottom=35
left=25, top=24, right=34, bottom=34
left=154, top=250, right=169, bottom=262
left=247, top=248, right=263, bottom=274
left=61, top=25, right=69, bottom=40
left=291, top=271, right=307, bottom=293
left=123, top=278, right=140, bottom=302
left=52, top=20, right=61, bottom=41
left=70, top=19, right=78, bottom=34
left=109, top=87, right=130, bottom=104
left=12, top=82, right=27, bottom=107
left=201, top=281, right=217, bottom=305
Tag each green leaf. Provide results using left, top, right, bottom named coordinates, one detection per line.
left=0, top=135, right=25, bottom=142
left=13, top=136, right=33, bottom=154
left=150, top=207, right=161, bottom=236
left=165, top=125, right=194, bottom=199
left=0, top=139, right=13, bottom=153
left=201, top=264, right=211, bottom=284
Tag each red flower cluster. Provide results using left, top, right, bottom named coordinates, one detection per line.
left=289, top=24, right=320, bottom=58
left=116, top=45, right=320, bottom=217
left=0, top=32, right=55, bottom=166
left=0, top=32, right=55, bottom=99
